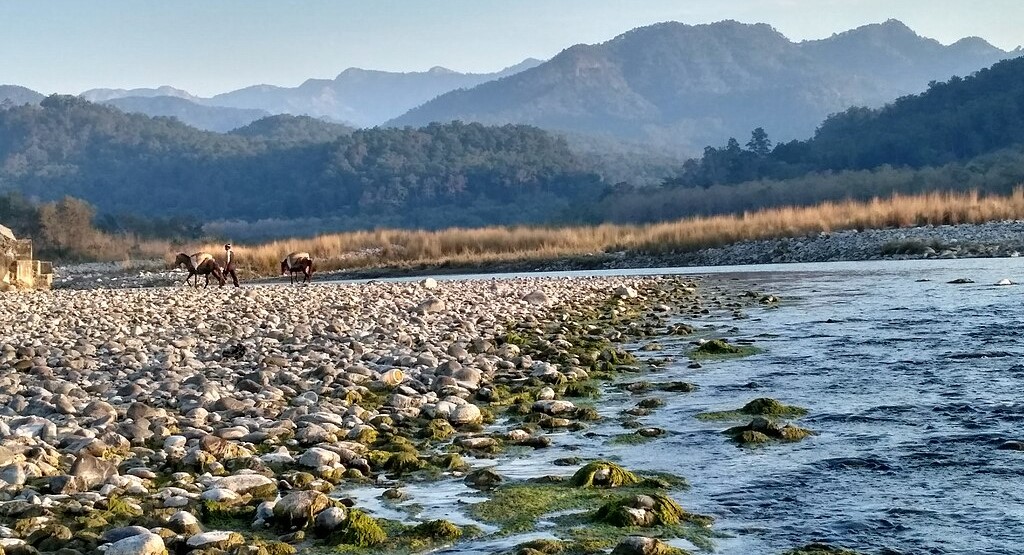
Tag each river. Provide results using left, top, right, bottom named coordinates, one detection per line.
left=345, top=257, right=1024, bottom=554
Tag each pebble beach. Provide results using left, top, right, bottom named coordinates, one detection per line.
left=0, top=273, right=779, bottom=555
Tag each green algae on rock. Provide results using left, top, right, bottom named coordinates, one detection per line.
left=689, top=338, right=760, bottom=359
left=723, top=417, right=814, bottom=446
left=697, top=397, right=808, bottom=421
left=469, top=482, right=608, bottom=533
left=408, top=519, right=463, bottom=541
left=336, top=509, right=388, bottom=547
left=594, top=493, right=711, bottom=528
left=570, top=461, right=643, bottom=488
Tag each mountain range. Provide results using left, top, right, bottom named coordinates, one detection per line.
left=391, top=19, right=1020, bottom=153
left=204, top=59, right=543, bottom=127
left=1, top=19, right=1019, bottom=154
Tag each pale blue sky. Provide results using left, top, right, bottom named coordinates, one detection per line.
left=1, top=0, right=1021, bottom=97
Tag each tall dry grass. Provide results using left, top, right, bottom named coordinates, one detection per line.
left=159, top=188, right=1024, bottom=276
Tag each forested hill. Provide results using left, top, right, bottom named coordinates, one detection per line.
left=784, top=55, right=1024, bottom=170
left=0, top=96, right=600, bottom=228
left=584, top=55, right=1024, bottom=225
left=666, top=55, right=1024, bottom=188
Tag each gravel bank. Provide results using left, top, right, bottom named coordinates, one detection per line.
left=0, top=274, right=764, bottom=553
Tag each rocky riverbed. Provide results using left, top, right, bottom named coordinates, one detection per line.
left=0, top=274, right=794, bottom=555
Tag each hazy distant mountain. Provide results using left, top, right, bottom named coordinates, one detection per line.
left=389, top=20, right=1020, bottom=153
left=0, top=85, right=44, bottom=106
left=229, top=114, right=353, bottom=144
left=207, top=58, right=543, bottom=127
left=103, top=96, right=270, bottom=132
left=81, top=85, right=198, bottom=103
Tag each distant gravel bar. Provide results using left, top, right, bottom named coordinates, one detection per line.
left=51, top=221, right=1024, bottom=289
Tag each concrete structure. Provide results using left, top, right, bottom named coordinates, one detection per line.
left=1, top=224, right=52, bottom=290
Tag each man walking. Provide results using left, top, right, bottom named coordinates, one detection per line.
left=223, top=243, right=240, bottom=287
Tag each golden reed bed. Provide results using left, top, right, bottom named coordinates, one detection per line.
left=114, top=188, right=1024, bottom=276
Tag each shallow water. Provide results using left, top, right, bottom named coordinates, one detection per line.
left=343, top=257, right=1024, bottom=554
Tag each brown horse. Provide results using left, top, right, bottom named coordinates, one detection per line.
left=281, top=252, right=314, bottom=284
left=174, top=252, right=226, bottom=288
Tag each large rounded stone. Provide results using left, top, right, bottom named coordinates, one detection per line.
left=104, top=531, right=166, bottom=555
left=298, top=447, right=340, bottom=468
left=448, top=404, right=482, bottom=425
left=213, top=473, right=276, bottom=496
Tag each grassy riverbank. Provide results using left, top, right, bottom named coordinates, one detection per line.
left=59, top=188, right=1021, bottom=276
left=192, top=188, right=1024, bottom=276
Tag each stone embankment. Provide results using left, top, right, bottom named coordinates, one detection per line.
left=0, top=275, right=744, bottom=554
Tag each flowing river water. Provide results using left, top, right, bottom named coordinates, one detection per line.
left=340, top=257, right=1024, bottom=554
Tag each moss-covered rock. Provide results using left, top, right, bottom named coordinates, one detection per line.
left=723, top=417, right=813, bottom=446
left=408, top=519, right=462, bottom=541
left=431, top=453, right=468, bottom=471
left=420, top=419, right=456, bottom=440
left=350, top=426, right=378, bottom=445
left=574, top=407, right=601, bottom=421
left=696, top=338, right=740, bottom=354
left=201, top=499, right=256, bottom=528
left=365, top=450, right=392, bottom=469
left=335, top=509, right=387, bottom=547
left=697, top=398, right=808, bottom=420
left=570, top=461, right=642, bottom=488
left=384, top=452, right=424, bottom=475
left=563, top=382, right=601, bottom=398
left=251, top=539, right=297, bottom=555
left=690, top=339, right=758, bottom=359
left=594, top=493, right=712, bottom=528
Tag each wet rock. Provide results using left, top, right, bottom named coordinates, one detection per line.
left=724, top=417, right=813, bottom=445
left=532, top=399, right=576, bottom=415
left=313, top=506, right=347, bottom=537
left=464, top=467, right=502, bottom=489
left=273, top=490, right=330, bottom=528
